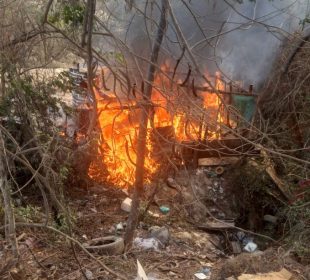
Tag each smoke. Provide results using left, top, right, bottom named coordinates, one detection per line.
left=214, top=0, right=309, bottom=87
left=100, top=0, right=309, bottom=88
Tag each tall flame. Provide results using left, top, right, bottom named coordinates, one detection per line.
left=88, top=66, right=225, bottom=187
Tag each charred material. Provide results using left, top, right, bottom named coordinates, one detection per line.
left=151, top=125, right=176, bottom=162
left=179, top=138, right=258, bottom=166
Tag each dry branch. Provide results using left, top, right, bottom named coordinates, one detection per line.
left=260, top=148, right=292, bottom=201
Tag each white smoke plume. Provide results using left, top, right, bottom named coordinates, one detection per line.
left=98, top=0, right=309, bottom=88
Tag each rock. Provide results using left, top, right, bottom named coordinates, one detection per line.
left=121, top=197, right=132, bottom=212
left=85, top=269, right=94, bottom=280
left=148, top=226, right=170, bottom=246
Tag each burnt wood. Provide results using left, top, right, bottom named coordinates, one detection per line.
left=180, top=138, right=258, bottom=161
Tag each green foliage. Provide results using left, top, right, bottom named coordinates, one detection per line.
left=62, top=4, right=84, bottom=25
left=0, top=69, right=75, bottom=217
left=0, top=70, right=72, bottom=133
left=105, top=52, right=126, bottom=65
left=48, top=3, right=85, bottom=28
left=53, top=208, right=77, bottom=232
left=59, top=165, right=71, bottom=182
left=15, top=205, right=41, bottom=223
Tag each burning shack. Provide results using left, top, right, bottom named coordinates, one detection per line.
left=68, top=62, right=257, bottom=188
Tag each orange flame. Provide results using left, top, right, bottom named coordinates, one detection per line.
left=88, top=66, right=225, bottom=187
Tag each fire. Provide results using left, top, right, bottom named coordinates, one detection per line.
left=89, top=95, right=158, bottom=186
left=88, top=65, right=225, bottom=188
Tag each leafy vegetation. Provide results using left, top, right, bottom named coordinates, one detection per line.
left=48, top=3, right=85, bottom=28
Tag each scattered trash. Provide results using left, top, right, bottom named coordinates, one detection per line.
left=194, top=272, right=210, bottom=280
left=159, top=205, right=170, bottom=214
left=236, top=231, right=255, bottom=246
left=215, top=166, right=225, bottom=175
left=196, top=168, right=204, bottom=175
left=194, top=267, right=211, bottom=279
left=237, top=268, right=292, bottom=280
left=82, top=234, right=88, bottom=240
left=121, top=197, right=132, bottom=212
left=148, top=226, right=170, bottom=247
left=147, top=210, right=160, bottom=218
left=85, top=269, right=94, bottom=280
left=135, top=260, right=159, bottom=280
left=134, top=237, right=159, bottom=251
left=205, top=170, right=217, bottom=178
left=241, top=236, right=254, bottom=246
left=243, top=241, right=257, bottom=253
left=83, top=236, right=124, bottom=255
left=263, top=214, right=278, bottom=224
left=201, top=268, right=211, bottom=275
left=116, top=222, right=124, bottom=231
left=194, top=272, right=209, bottom=279
left=136, top=259, right=148, bottom=280
left=236, top=231, right=246, bottom=241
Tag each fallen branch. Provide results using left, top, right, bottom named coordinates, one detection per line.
left=260, top=147, right=292, bottom=201
left=0, top=222, right=127, bottom=280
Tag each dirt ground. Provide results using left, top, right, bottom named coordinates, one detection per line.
left=0, top=170, right=309, bottom=280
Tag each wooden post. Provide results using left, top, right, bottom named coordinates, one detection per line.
left=226, top=82, right=232, bottom=127
left=249, top=84, right=253, bottom=95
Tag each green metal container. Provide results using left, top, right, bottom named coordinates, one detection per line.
left=232, top=95, right=256, bottom=122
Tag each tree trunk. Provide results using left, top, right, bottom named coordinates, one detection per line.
left=0, top=130, right=19, bottom=258
left=86, top=0, right=98, bottom=138
left=124, top=0, right=168, bottom=249
left=0, top=69, right=5, bottom=98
